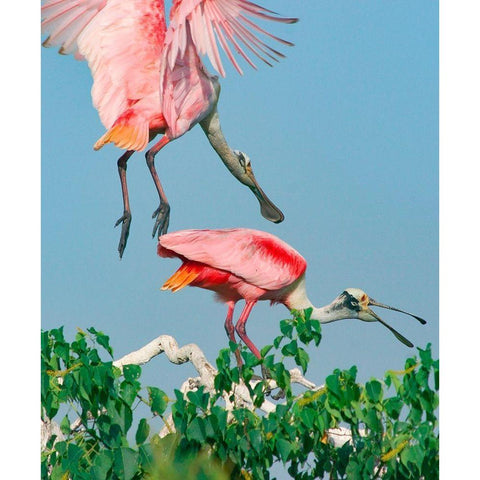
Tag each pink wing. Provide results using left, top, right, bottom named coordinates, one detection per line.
left=42, top=0, right=167, bottom=132
left=158, top=228, right=307, bottom=291
left=165, top=0, right=298, bottom=77
left=160, top=23, right=216, bottom=139
left=41, top=0, right=108, bottom=59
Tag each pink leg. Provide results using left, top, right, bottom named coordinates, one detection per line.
left=224, top=301, right=243, bottom=367
left=235, top=301, right=261, bottom=359
left=115, top=150, right=135, bottom=259
left=145, top=136, right=171, bottom=239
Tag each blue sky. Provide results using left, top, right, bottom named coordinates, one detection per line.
left=40, top=1, right=438, bottom=398
left=11, top=0, right=480, bottom=478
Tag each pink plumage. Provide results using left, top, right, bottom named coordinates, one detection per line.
left=41, top=0, right=297, bottom=150
left=158, top=228, right=307, bottom=359
left=42, top=0, right=295, bottom=257
left=158, top=228, right=428, bottom=357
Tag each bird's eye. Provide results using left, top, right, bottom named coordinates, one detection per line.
left=237, top=153, right=246, bottom=168
left=361, top=294, right=367, bottom=303
left=342, top=291, right=361, bottom=311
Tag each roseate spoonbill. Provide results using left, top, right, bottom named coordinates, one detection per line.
left=158, top=228, right=426, bottom=361
left=41, top=1, right=296, bottom=257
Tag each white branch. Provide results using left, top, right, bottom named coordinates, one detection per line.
left=113, top=335, right=217, bottom=391
left=325, top=427, right=366, bottom=448
left=111, top=334, right=354, bottom=446
left=42, top=334, right=357, bottom=450
left=41, top=417, right=64, bottom=451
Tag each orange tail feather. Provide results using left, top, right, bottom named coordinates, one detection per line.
left=162, top=264, right=200, bottom=292
left=94, top=122, right=149, bottom=152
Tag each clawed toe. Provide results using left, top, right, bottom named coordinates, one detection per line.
left=261, top=364, right=285, bottom=399
left=151, top=203, right=170, bottom=239
left=115, top=211, right=132, bottom=259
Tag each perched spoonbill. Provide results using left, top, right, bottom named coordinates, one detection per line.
left=41, top=0, right=296, bottom=257
left=158, top=228, right=426, bottom=361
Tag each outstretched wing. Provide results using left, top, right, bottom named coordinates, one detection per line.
left=165, top=0, right=298, bottom=77
left=160, top=22, right=216, bottom=140
left=42, top=0, right=167, bottom=130
left=41, top=0, right=108, bottom=58
left=158, top=228, right=307, bottom=291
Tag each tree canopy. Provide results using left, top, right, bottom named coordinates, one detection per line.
left=41, top=310, right=439, bottom=479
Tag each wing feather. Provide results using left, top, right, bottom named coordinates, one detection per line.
left=42, top=0, right=167, bottom=129
left=167, top=0, right=298, bottom=77
left=42, top=0, right=108, bottom=58
left=158, top=229, right=307, bottom=291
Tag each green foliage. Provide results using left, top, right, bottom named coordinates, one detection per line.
left=41, top=313, right=438, bottom=479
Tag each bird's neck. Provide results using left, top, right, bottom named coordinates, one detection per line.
left=286, top=278, right=346, bottom=324
left=309, top=304, right=348, bottom=324
left=199, top=108, right=247, bottom=184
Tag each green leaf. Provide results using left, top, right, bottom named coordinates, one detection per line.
left=273, top=335, right=284, bottom=349
left=400, top=444, right=424, bottom=471
left=280, top=319, right=294, bottom=338
left=50, top=464, right=67, bottom=480
left=242, top=350, right=261, bottom=368
left=54, top=441, right=67, bottom=455
left=138, top=443, right=154, bottom=471
left=281, top=339, right=298, bottom=357
left=62, top=443, right=84, bottom=475
left=120, top=381, right=139, bottom=406
left=294, top=347, right=309, bottom=373
left=53, top=342, right=70, bottom=365
left=186, top=417, right=207, bottom=443
left=365, top=380, right=383, bottom=403
left=299, top=408, right=316, bottom=429
left=260, top=344, right=273, bottom=357
left=276, top=438, right=293, bottom=464
left=418, top=343, right=433, bottom=370
left=148, top=387, right=168, bottom=416
left=384, top=396, right=403, bottom=419
left=91, top=450, right=114, bottom=480
left=123, top=364, right=141, bottom=382
left=88, top=327, right=113, bottom=356
left=272, top=363, right=291, bottom=391
left=216, top=347, right=231, bottom=371
left=248, top=429, right=263, bottom=452
left=60, top=415, right=71, bottom=435
left=364, top=408, right=382, bottom=433
left=187, top=387, right=209, bottom=410
left=113, top=447, right=139, bottom=480
left=303, top=308, right=313, bottom=321
left=136, top=418, right=150, bottom=446
left=50, top=327, right=65, bottom=343
left=106, top=398, right=133, bottom=435
left=210, top=406, right=227, bottom=433
left=326, top=374, right=340, bottom=397
left=345, top=458, right=362, bottom=480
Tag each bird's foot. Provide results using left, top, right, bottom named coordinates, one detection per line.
left=114, top=211, right=132, bottom=259
left=151, top=203, right=170, bottom=239
left=261, top=364, right=271, bottom=380
left=261, top=364, right=286, bottom=400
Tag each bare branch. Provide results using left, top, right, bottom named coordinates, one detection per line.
left=113, top=335, right=217, bottom=390
left=42, top=334, right=358, bottom=450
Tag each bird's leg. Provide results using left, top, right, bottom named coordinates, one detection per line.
left=115, top=150, right=135, bottom=258
left=145, top=136, right=171, bottom=239
left=235, top=302, right=283, bottom=398
left=234, top=301, right=261, bottom=359
left=224, top=301, right=243, bottom=367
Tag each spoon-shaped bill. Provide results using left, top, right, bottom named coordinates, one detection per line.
left=366, top=308, right=414, bottom=348
left=247, top=172, right=284, bottom=223
left=368, top=298, right=426, bottom=325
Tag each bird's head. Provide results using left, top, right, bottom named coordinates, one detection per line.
left=331, top=288, right=426, bottom=347
left=232, top=150, right=284, bottom=224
